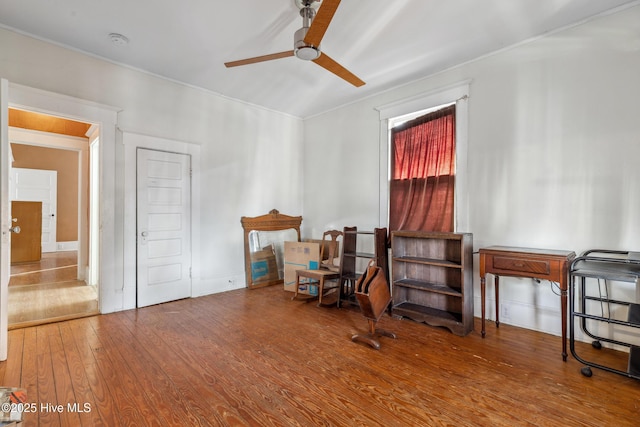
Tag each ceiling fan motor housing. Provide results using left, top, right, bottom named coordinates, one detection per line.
left=294, top=3, right=320, bottom=60
left=294, top=29, right=320, bottom=60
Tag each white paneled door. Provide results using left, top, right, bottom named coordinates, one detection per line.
left=10, top=167, right=57, bottom=252
left=137, top=148, right=192, bottom=307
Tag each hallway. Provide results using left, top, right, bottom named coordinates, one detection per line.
left=8, top=251, right=99, bottom=329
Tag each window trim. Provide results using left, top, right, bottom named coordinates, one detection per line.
left=375, top=81, right=470, bottom=232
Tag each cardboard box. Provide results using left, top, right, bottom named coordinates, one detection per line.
left=284, top=241, right=320, bottom=295
left=306, top=238, right=333, bottom=261
left=250, top=245, right=279, bottom=283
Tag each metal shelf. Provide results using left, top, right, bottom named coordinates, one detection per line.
left=569, top=250, right=640, bottom=379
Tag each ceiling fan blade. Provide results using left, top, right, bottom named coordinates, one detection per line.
left=313, top=52, right=365, bottom=87
left=225, top=50, right=294, bottom=68
left=304, top=0, right=341, bottom=47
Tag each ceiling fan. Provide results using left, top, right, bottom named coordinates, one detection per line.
left=224, top=0, right=365, bottom=87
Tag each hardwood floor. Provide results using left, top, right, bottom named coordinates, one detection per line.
left=8, top=252, right=99, bottom=329
left=9, top=251, right=79, bottom=286
left=2, top=285, right=638, bottom=427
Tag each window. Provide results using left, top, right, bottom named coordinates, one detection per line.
left=389, top=104, right=456, bottom=232
left=376, top=81, right=470, bottom=232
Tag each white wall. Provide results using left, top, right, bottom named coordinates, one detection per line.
left=1, top=5, right=638, bottom=346
left=303, top=6, right=640, bottom=342
left=0, top=27, right=304, bottom=311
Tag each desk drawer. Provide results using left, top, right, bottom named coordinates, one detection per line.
left=492, top=256, right=550, bottom=275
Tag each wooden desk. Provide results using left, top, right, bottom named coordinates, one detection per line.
left=479, top=246, right=576, bottom=361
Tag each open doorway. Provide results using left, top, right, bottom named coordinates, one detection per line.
left=7, top=108, right=99, bottom=328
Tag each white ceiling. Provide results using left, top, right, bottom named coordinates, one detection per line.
left=0, top=0, right=637, bottom=118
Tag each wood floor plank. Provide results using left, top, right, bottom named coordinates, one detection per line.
left=20, top=328, right=39, bottom=427
left=65, top=319, right=122, bottom=427
left=35, top=331, right=60, bottom=427
left=57, top=322, right=107, bottom=427
left=85, top=316, right=166, bottom=427
left=198, top=293, right=472, bottom=425
left=120, top=307, right=290, bottom=426
left=96, top=315, right=199, bottom=426
left=185, top=294, right=429, bottom=426
left=50, top=345, right=81, bottom=426
left=170, top=306, right=337, bottom=426
left=112, top=312, right=237, bottom=426
left=117, top=317, right=244, bottom=426
left=2, top=285, right=639, bottom=426
left=3, top=328, right=24, bottom=387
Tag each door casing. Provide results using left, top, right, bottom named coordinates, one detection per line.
left=2, top=82, right=118, bottom=332
left=122, top=131, right=201, bottom=310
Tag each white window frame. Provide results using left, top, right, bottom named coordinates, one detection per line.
left=375, top=81, right=471, bottom=232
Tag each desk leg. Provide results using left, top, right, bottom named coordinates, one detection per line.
left=495, top=275, right=500, bottom=328
left=561, top=278, right=568, bottom=362
left=481, top=275, right=486, bottom=338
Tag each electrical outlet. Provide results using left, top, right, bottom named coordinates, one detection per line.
left=500, top=304, right=511, bottom=320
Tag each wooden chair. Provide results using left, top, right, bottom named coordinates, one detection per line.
left=292, top=230, right=342, bottom=306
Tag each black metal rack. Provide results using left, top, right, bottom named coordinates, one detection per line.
left=569, top=249, right=640, bottom=378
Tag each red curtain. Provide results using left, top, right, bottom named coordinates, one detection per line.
left=389, top=105, right=455, bottom=232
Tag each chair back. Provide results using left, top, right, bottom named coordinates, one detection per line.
left=320, top=230, right=342, bottom=272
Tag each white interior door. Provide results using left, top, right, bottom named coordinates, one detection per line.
left=0, top=78, right=10, bottom=360
left=10, top=168, right=57, bottom=252
left=137, top=148, right=191, bottom=307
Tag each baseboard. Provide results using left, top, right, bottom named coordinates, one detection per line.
left=56, top=241, right=78, bottom=251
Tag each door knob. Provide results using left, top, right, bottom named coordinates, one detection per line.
left=9, top=226, right=21, bottom=234
left=140, top=230, right=148, bottom=246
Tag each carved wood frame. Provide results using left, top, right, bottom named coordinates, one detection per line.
left=240, top=209, right=302, bottom=289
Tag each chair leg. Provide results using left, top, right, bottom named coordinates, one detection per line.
left=292, top=273, right=320, bottom=303
left=316, top=277, right=325, bottom=306
left=291, top=272, right=300, bottom=301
